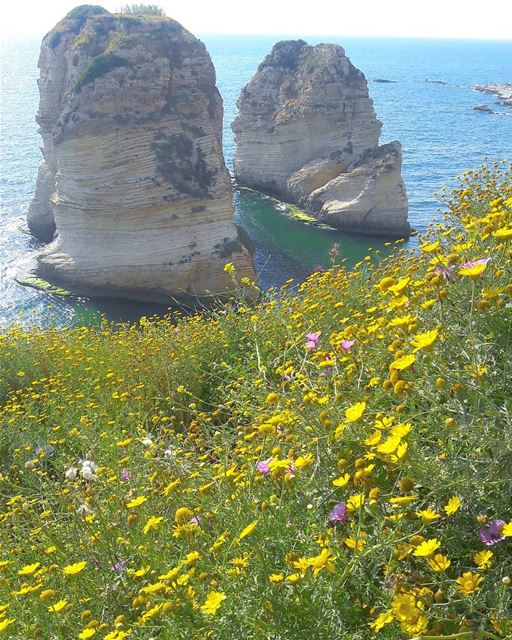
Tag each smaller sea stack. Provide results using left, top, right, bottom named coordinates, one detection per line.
left=233, top=40, right=410, bottom=236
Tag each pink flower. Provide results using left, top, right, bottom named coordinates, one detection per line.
left=305, top=332, right=321, bottom=350
left=435, top=266, right=455, bottom=281
left=341, top=339, right=355, bottom=351
left=461, top=257, right=490, bottom=269
left=328, top=501, right=347, bottom=527
left=256, top=457, right=273, bottom=476
left=479, top=519, right=506, bottom=546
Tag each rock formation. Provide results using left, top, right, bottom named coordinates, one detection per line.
left=28, top=5, right=255, bottom=304
left=232, top=40, right=410, bottom=236
left=474, top=83, right=512, bottom=109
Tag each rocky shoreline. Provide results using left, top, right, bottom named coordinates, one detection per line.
left=474, top=83, right=512, bottom=108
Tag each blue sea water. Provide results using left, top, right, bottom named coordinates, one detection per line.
left=1, top=34, right=511, bottom=326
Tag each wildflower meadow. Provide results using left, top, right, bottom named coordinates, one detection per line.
left=0, top=162, right=511, bottom=639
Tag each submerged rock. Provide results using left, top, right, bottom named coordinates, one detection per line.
left=232, top=40, right=409, bottom=236
left=473, top=104, right=494, bottom=113
left=28, top=5, right=255, bottom=304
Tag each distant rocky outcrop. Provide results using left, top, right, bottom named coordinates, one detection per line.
left=28, top=5, right=255, bottom=304
left=232, top=40, right=409, bottom=236
left=473, top=104, right=494, bottom=114
left=474, top=83, right=512, bottom=109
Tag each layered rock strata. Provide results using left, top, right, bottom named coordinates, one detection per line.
left=233, top=40, right=410, bottom=236
left=28, top=5, right=255, bottom=303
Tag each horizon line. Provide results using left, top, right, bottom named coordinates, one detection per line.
left=2, top=30, right=512, bottom=43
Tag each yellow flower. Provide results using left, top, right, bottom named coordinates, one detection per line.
left=48, top=598, right=69, bottom=613
left=411, top=328, right=440, bottom=352
left=347, top=493, right=365, bottom=510
left=200, top=590, right=226, bottom=615
left=474, top=550, right=493, bottom=570
left=39, top=589, right=58, bottom=602
left=502, top=521, right=512, bottom=537
left=444, top=496, right=462, bottom=515
left=459, top=260, right=489, bottom=279
left=78, top=629, right=97, bottom=639
left=455, top=571, right=483, bottom=595
left=174, top=507, right=194, bottom=524
left=364, top=429, right=382, bottom=446
left=332, top=473, right=350, bottom=487
left=392, top=593, right=419, bottom=621
left=62, top=561, right=86, bottom=576
left=142, top=516, right=164, bottom=535
left=130, top=565, right=150, bottom=578
left=388, top=277, right=410, bottom=296
left=183, top=551, right=201, bottom=565
left=238, top=519, right=258, bottom=541
left=17, top=562, right=40, bottom=576
left=308, top=548, right=336, bottom=576
left=0, top=618, right=15, bottom=633
left=389, top=495, right=417, bottom=505
left=344, top=536, right=367, bottom=551
left=427, top=554, right=451, bottom=572
left=377, top=276, right=396, bottom=292
left=413, top=538, right=441, bottom=557
left=390, top=354, right=416, bottom=371
left=269, top=573, right=284, bottom=583
left=369, top=610, right=394, bottom=632
left=126, top=496, right=147, bottom=509
left=492, top=227, right=512, bottom=241
left=294, top=453, right=314, bottom=469
left=416, top=508, right=440, bottom=523
left=345, top=401, right=366, bottom=423
left=377, top=434, right=401, bottom=455
left=421, top=240, right=440, bottom=252
left=223, top=262, right=235, bottom=274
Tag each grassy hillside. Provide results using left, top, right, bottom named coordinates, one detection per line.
left=0, top=162, right=511, bottom=640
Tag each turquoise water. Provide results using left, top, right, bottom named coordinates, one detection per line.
left=1, top=35, right=511, bottom=326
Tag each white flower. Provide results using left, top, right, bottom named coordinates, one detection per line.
left=81, top=459, right=97, bottom=471
left=24, top=460, right=35, bottom=469
left=76, top=503, right=92, bottom=516
left=65, top=467, right=78, bottom=480
left=141, top=437, right=153, bottom=447
left=80, top=465, right=97, bottom=481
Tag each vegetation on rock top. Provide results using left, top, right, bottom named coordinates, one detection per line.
left=74, top=52, right=127, bottom=93
left=117, top=4, right=166, bottom=15
left=0, top=162, right=511, bottom=639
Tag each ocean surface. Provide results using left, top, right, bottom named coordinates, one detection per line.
left=1, top=34, right=511, bottom=327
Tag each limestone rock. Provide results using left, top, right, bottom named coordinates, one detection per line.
left=474, top=83, right=512, bottom=108
left=29, top=5, right=255, bottom=304
left=232, top=40, right=410, bottom=236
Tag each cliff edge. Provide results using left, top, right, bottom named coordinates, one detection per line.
left=28, top=5, right=255, bottom=304
left=232, top=40, right=410, bottom=236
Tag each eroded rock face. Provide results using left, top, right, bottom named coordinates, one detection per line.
left=233, top=40, right=410, bottom=236
left=29, top=5, right=255, bottom=303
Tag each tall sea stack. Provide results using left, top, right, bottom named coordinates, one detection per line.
left=233, top=40, right=410, bottom=236
left=28, top=5, right=255, bottom=304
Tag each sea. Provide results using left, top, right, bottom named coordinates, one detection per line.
left=1, top=34, right=511, bottom=327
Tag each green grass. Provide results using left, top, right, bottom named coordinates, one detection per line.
left=74, top=52, right=127, bottom=93
left=0, top=162, right=511, bottom=639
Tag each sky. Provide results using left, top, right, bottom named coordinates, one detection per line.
left=1, top=0, right=512, bottom=40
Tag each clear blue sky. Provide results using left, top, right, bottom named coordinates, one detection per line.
left=2, top=0, right=512, bottom=40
